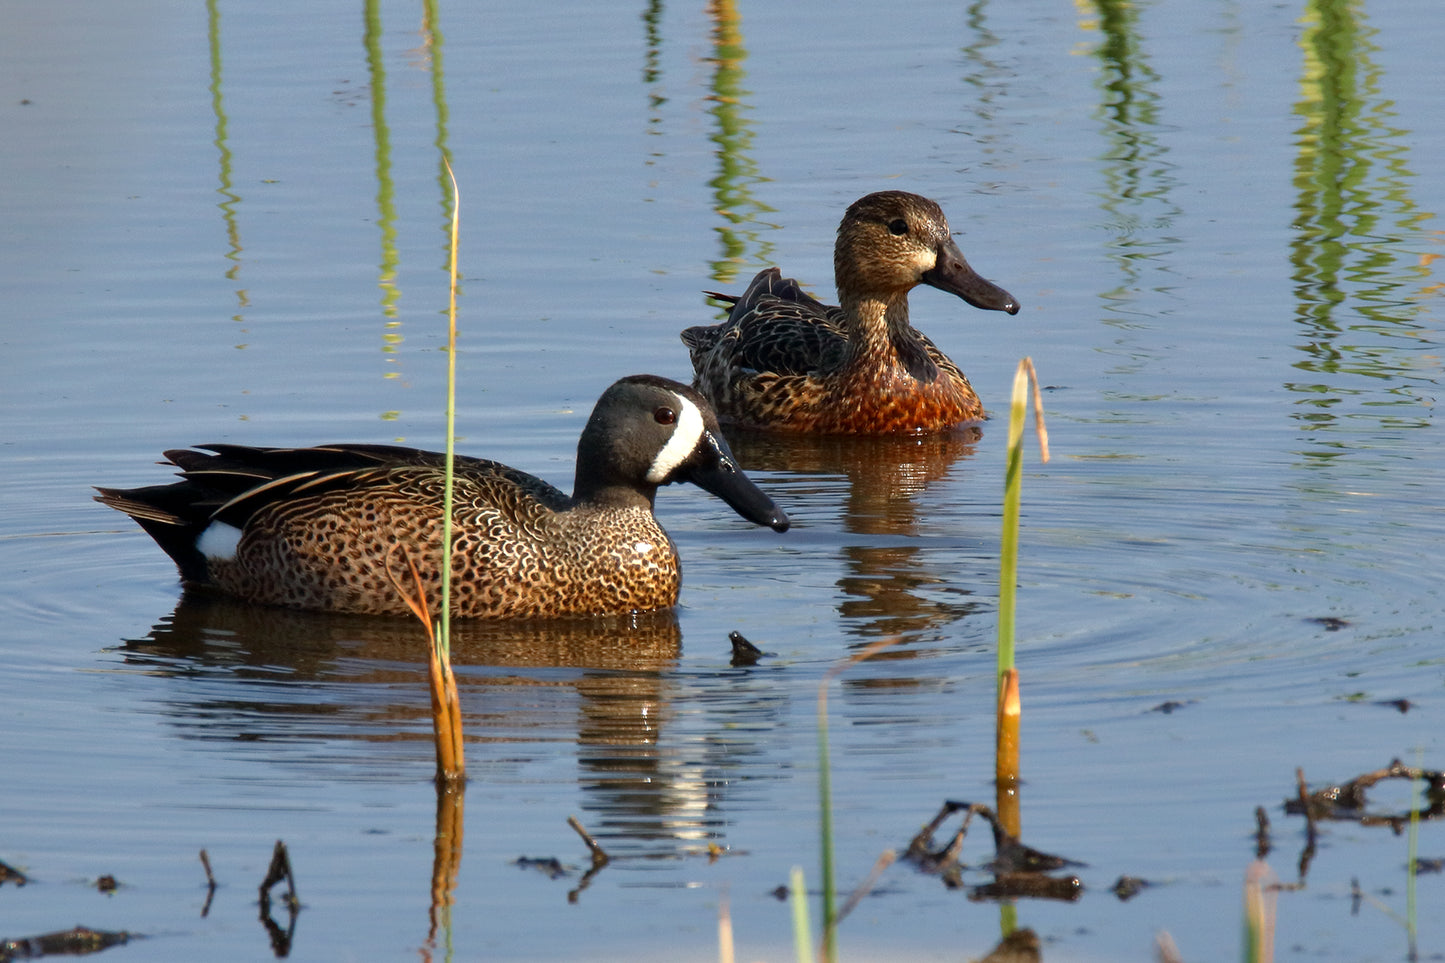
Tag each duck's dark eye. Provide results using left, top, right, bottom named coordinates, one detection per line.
left=653, top=406, right=677, bottom=425
left=888, top=218, right=909, bottom=236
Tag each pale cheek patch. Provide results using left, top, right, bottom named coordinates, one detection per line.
left=912, top=248, right=938, bottom=272
left=196, top=520, right=244, bottom=561
left=646, top=393, right=705, bottom=483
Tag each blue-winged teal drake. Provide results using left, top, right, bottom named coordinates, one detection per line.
left=681, top=191, right=1020, bottom=434
left=95, top=375, right=789, bottom=618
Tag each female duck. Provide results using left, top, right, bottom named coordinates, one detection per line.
left=95, top=375, right=788, bottom=618
left=682, top=191, right=1019, bottom=434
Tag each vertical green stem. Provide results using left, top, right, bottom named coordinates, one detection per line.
left=816, top=691, right=837, bottom=963
left=439, top=164, right=459, bottom=659
left=789, top=866, right=813, bottom=963
left=997, top=363, right=1028, bottom=690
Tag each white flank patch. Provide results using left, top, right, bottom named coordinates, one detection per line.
left=646, top=393, right=705, bottom=483
left=196, top=520, right=244, bottom=561
left=632, top=540, right=656, bottom=555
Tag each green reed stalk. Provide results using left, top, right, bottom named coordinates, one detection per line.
left=439, top=162, right=459, bottom=657
left=429, top=160, right=464, bottom=785
left=996, top=360, right=1046, bottom=929
left=789, top=866, right=813, bottom=963
left=997, top=363, right=1028, bottom=687
left=815, top=686, right=837, bottom=963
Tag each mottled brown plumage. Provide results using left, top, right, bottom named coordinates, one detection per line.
left=681, top=191, right=1020, bottom=434
left=95, top=376, right=788, bottom=618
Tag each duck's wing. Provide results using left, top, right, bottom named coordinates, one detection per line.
left=95, top=444, right=570, bottom=579
left=682, top=267, right=848, bottom=376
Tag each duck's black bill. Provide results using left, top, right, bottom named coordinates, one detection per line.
left=923, top=238, right=1021, bottom=315
left=685, top=433, right=790, bottom=532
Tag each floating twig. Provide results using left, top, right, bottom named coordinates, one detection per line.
left=566, top=816, right=610, bottom=868
left=1253, top=806, right=1272, bottom=860
left=259, top=839, right=299, bottom=915
left=564, top=816, right=612, bottom=903
left=1286, top=759, right=1445, bottom=829
left=904, top=800, right=1083, bottom=901
left=199, top=849, right=217, bottom=918
left=834, top=849, right=895, bottom=925
left=257, top=841, right=300, bottom=956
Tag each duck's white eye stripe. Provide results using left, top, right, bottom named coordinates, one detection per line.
left=197, top=520, right=244, bottom=561
left=646, top=393, right=705, bottom=483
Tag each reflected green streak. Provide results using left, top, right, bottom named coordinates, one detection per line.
left=365, top=0, right=403, bottom=377
left=641, top=0, right=665, bottom=125
left=206, top=0, right=246, bottom=311
left=1087, top=0, right=1181, bottom=329
left=960, top=0, right=1007, bottom=142
left=422, top=0, right=455, bottom=244
left=705, top=0, right=774, bottom=286
left=1288, top=0, right=1437, bottom=448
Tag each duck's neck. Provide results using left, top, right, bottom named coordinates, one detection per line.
left=838, top=292, right=939, bottom=383
left=571, top=475, right=657, bottom=513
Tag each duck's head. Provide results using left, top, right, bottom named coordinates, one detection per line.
left=835, top=191, right=1019, bottom=315
left=574, top=375, right=790, bottom=532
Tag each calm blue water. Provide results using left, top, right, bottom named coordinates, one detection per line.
left=2, top=0, right=1441, bottom=959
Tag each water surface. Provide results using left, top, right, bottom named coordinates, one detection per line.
left=2, top=0, right=1441, bottom=959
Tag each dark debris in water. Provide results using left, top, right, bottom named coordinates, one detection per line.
left=1285, top=758, right=1445, bottom=828
left=727, top=630, right=765, bottom=666
left=0, top=926, right=133, bottom=961
left=969, top=873, right=1083, bottom=902
left=0, top=861, right=27, bottom=887
left=903, top=800, right=1083, bottom=902
left=988, top=834, right=1084, bottom=875
left=94, top=875, right=118, bottom=894
left=257, top=840, right=300, bottom=957
left=1111, top=875, right=1152, bottom=901
left=1263, top=760, right=1445, bottom=893
left=975, top=925, right=1041, bottom=962
left=1306, top=616, right=1351, bottom=631
left=513, top=857, right=570, bottom=879
left=1410, top=857, right=1444, bottom=875
left=1148, top=699, right=1195, bottom=715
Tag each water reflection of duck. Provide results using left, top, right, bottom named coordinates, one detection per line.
left=95, top=376, right=788, bottom=619
left=724, top=428, right=989, bottom=641
left=682, top=191, right=1019, bottom=434
left=724, top=427, right=980, bottom=533
left=121, top=594, right=758, bottom=851
left=123, top=592, right=683, bottom=680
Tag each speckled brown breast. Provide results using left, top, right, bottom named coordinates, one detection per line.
left=718, top=362, right=982, bottom=434
left=205, top=470, right=681, bottom=618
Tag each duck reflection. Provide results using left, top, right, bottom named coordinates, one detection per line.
left=726, top=428, right=990, bottom=644
left=117, top=593, right=749, bottom=851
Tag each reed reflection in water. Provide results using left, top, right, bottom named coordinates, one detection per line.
left=117, top=595, right=750, bottom=852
